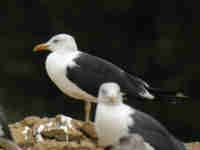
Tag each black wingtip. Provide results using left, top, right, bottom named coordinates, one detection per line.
left=146, top=87, right=192, bottom=104
left=147, top=87, right=181, bottom=95
left=153, top=95, right=191, bottom=104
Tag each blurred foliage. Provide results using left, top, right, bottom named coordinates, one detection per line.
left=0, top=0, right=199, bottom=141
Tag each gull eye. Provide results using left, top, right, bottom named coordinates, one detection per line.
left=53, top=39, right=59, bottom=43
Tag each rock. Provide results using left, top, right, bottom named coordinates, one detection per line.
left=9, top=114, right=101, bottom=150
left=64, top=141, right=80, bottom=150
left=32, top=140, right=66, bottom=150
left=81, top=122, right=97, bottom=139
left=80, top=140, right=96, bottom=149
left=23, top=116, right=41, bottom=127
left=41, top=128, right=67, bottom=141
left=9, top=123, right=33, bottom=147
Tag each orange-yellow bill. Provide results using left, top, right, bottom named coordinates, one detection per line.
left=33, top=43, right=49, bottom=52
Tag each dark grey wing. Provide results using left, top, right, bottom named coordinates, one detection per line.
left=66, top=52, right=151, bottom=98
left=129, top=111, right=186, bottom=150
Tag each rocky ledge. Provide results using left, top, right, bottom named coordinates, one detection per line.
left=0, top=115, right=198, bottom=150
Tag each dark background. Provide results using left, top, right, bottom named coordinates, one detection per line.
left=0, top=0, right=199, bottom=142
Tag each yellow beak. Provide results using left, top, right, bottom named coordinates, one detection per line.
left=33, top=43, right=49, bottom=52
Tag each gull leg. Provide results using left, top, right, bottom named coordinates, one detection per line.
left=85, top=101, right=91, bottom=122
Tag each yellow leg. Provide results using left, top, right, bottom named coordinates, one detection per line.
left=85, top=101, right=91, bottom=122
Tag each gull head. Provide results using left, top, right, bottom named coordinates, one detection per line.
left=33, top=33, right=78, bottom=52
left=98, top=82, right=123, bottom=105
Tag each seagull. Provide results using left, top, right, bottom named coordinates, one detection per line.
left=33, top=33, right=186, bottom=122
left=95, top=82, right=186, bottom=150
left=0, top=107, right=22, bottom=150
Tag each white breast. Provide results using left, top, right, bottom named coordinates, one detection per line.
left=95, top=103, right=134, bottom=146
left=45, top=50, right=80, bottom=98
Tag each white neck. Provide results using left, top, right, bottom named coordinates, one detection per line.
left=66, top=43, right=78, bottom=51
